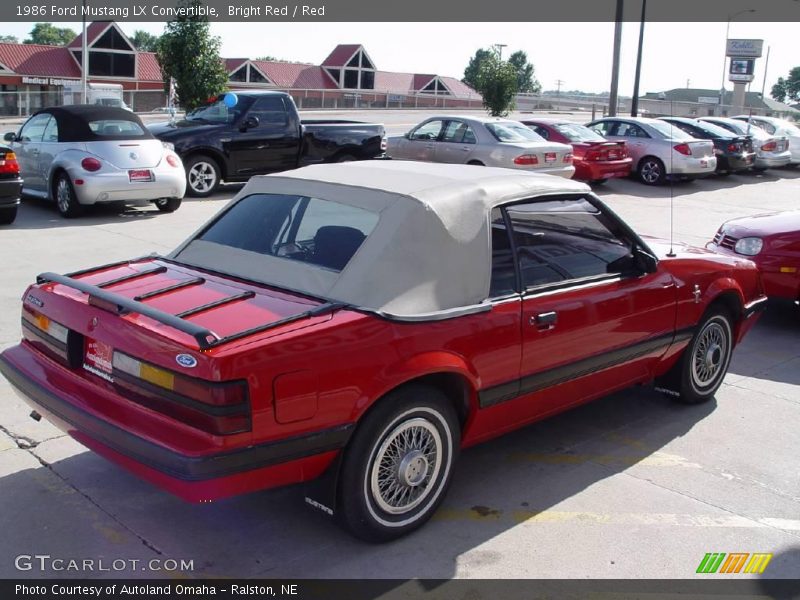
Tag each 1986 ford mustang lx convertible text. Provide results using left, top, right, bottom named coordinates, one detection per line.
left=0, top=162, right=766, bottom=541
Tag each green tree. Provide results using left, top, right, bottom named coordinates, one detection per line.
left=462, top=48, right=493, bottom=90
left=0, top=35, right=19, bottom=44
left=131, top=30, right=160, bottom=52
left=507, top=50, right=541, bottom=94
left=24, top=23, right=76, bottom=46
left=156, top=0, right=229, bottom=112
left=474, top=51, right=519, bottom=116
left=772, top=67, right=800, bottom=104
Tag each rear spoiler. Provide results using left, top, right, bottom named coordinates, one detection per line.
left=36, top=264, right=344, bottom=351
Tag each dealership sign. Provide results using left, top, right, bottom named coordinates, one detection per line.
left=725, top=39, right=763, bottom=58
left=21, top=77, right=81, bottom=87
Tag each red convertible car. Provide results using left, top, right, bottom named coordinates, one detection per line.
left=522, top=118, right=632, bottom=183
left=708, top=210, right=800, bottom=302
left=0, top=162, right=766, bottom=541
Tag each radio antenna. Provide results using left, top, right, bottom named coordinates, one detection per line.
left=667, top=100, right=676, bottom=257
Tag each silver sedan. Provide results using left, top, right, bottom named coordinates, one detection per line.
left=4, top=105, right=186, bottom=218
left=702, top=117, right=793, bottom=170
left=587, top=117, right=716, bottom=185
left=386, top=116, right=575, bottom=177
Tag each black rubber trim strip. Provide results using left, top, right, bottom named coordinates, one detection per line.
left=214, top=302, right=347, bottom=345
left=743, top=296, right=768, bottom=318
left=175, top=290, right=256, bottom=318
left=134, top=277, right=206, bottom=301
left=64, top=254, right=157, bottom=279
left=478, top=328, right=695, bottom=409
left=0, top=356, right=354, bottom=482
left=95, top=265, right=167, bottom=288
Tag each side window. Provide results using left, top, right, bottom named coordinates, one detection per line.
left=442, top=121, right=476, bottom=144
left=589, top=121, right=610, bottom=136
left=505, top=197, right=633, bottom=289
left=489, top=207, right=516, bottom=297
left=18, top=114, right=51, bottom=142
left=754, top=120, right=775, bottom=134
left=248, top=96, right=288, bottom=127
left=409, top=120, right=444, bottom=141
left=42, top=117, right=59, bottom=142
left=615, top=123, right=649, bottom=138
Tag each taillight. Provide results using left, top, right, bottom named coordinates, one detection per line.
left=761, top=141, right=777, bottom=152
left=673, top=143, right=692, bottom=156
left=514, top=154, right=539, bottom=165
left=380, top=136, right=387, bottom=151
left=81, top=157, right=102, bottom=172
left=563, top=152, right=573, bottom=164
left=0, top=151, right=20, bottom=175
left=111, top=351, right=250, bottom=435
left=21, top=305, right=81, bottom=368
left=585, top=149, right=601, bottom=161
left=727, top=143, right=740, bottom=152
left=166, top=154, right=180, bottom=168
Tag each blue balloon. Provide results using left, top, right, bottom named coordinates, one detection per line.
left=223, top=93, right=238, bottom=108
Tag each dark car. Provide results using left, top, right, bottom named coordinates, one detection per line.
left=0, top=145, right=22, bottom=225
left=708, top=211, right=800, bottom=302
left=522, top=118, right=632, bottom=183
left=659, top=117, right=755, bottom=174
left=150, top=91, right=386, bottom=197
left=0, top=162, right=766, bottom=542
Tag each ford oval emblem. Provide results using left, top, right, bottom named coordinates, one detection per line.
left=176, top=354, right=197, bottom=368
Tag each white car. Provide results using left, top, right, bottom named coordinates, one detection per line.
left=587, top=117, right=716, bottom=185
left=732, top=115, right=800, bottom=166
left=386, top=115, right=575, bottom=178
left=4, top=105, right=186, bottom=218
left=700, top=117, right=792, bottom=171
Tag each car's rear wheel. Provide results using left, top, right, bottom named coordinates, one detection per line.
left=0, top=205, right=17, bottom=225
left=154, top=197, right=182, bottom=213
left=467, top=160, right=484, bottom=166
left=54, top=172, right=84, bottom=218
left=336, top=385, right=460, bottom=542
left=671, top=308, right=734, bottom=404
left=638, top=157, right=666, bottom=185
left=185, top=155, right=220, bottom=197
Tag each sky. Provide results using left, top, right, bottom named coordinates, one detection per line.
left=2, top=21, right=797, bottom=97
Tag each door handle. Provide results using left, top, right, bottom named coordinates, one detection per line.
left=461, top=147, right=471, bottom=152
left=531, top=311, right=558, bottom=330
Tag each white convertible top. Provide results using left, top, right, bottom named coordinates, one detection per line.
left=172, top=161, right=590, bottom=320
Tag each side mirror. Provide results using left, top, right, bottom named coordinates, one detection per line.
left=608, top=248, right=658, bottom=276
left=404, top=132, right=410, bottom=139
left=3, top=132, right=16, bottom=142
left=240, top=116, right=259, bottom=131
left=633, top=247, right=658, bottom=274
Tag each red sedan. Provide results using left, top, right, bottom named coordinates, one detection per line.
left=0, top=162, right=765, bottom=541
left=708, top=211, right=800, bottom=302
left=522, top=118, right=632, bottom=183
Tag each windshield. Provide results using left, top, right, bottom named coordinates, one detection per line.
left=646, top=121, right=694, bottom=140
left=486, top=121, right=545, bottom=143
left=720, top=120, right=770, bottom=139
left=185, top=96, right=253, bottom=124
left=552, top=123, right=606, bottom=142
left=694, top=121, right=739, bottom=138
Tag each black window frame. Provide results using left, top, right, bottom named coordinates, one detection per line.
left=487, top=194, right=657, bottom=300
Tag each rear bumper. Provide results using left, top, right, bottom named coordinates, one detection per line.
left=0, top=178, right=22, bottom=207
left=526, top=165, right=576, bottom=178
left=70, top=168, right=186, bottom=206
left=717, top=153, right=755, bottom=171
left=669, top=155, right=717, bottom=176
left=574, top=158, right=632, bottom=181
left=0, top=345, right=350, bottom=502
left=755, top=152, right=791, bottom=169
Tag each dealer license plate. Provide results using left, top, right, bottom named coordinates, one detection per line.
left=83, top=337, right=114, bottom=382
left=129, top=169, right=154, bottom=182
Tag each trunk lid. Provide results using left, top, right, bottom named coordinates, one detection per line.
left=575, top=140, right=627, bottom=161
left=34, top=258, right=333, bottom=352
left=85, top=139, right=165, bottom=169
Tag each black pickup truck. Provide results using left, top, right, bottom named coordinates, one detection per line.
left=149, top=91, right=386, bottom=197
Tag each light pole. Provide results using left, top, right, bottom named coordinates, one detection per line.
left=608, top=0, right=624, bottom=117
left=81, top=0, right=88, bottom=104
left=718, top=9, right=756, bottom=110
left=494, top=43, right=508, bottom=61
left=630, top=0, right=647, bottom=116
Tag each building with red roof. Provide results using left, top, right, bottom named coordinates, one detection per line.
left=0, top=22, right=479, bottom=115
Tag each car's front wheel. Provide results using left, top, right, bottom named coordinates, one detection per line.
left=185, top=155, right=220, bottom=197
left=54, top=172, right=84, bottom=218
left=154, top=197, right=182, bottom=213
left=337, top=385, right=460, bottom=542
left=0, top=205, right=17, bottom=225
left=638, top=156, right=666, bottom=185
left=673, top=308, right=734, bottom=404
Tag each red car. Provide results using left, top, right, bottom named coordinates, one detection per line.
left=708, top=211, right=800, bottom=302
left=522, top=118, right=632, bottom=183
left=0, top=162, right=766, bottom=541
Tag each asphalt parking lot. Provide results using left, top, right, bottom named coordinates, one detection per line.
left=0, top=122, right=798, bottom=582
